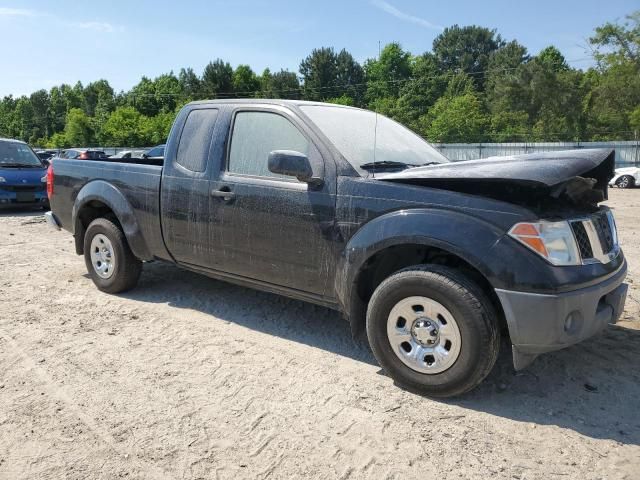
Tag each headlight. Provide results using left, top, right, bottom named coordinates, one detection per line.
left=0, top=177, right=5, bottom=183
left=41, top=175, right=47, bottom=183
left=509, top=220, right=581, bottom=266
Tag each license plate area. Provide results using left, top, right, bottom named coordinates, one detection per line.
left=16, top=192, right=36, bottom=202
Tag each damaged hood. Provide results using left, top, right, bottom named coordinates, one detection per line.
left=377, top=148, right=616, bottom=206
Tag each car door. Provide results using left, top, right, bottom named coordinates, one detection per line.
left=209, top=106, right=337, bottom=296
left=160, top=107, right=222, bottom=265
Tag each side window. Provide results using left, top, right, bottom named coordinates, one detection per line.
left=176, top=109, right=219, bottom=172
left=228, top=111, right=309, bottom=180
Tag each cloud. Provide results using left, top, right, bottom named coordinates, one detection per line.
left=371, top=0, right=443, bottom=31
left=0, top=7, right=121, bottom=32
left=0, top=7, right=37, bottom=16
left=71, top=21, right=117, bottom=33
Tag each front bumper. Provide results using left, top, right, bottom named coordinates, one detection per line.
left=496, top=260, right=628, bottom=370
left=0, top=188, right=48, bottom=207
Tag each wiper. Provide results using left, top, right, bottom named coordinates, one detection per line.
left=360, top=161, right=419, bottom=170
left=0, top=163, right=33, bottom=168
left=360, top=160, right=442, bottom=171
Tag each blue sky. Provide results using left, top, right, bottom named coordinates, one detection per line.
left=0, top=0, right=637, bottom=96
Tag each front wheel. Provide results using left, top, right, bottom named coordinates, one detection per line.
left=84, top=217, right=142, bottom=293
left=616, top=175, right=635, bottom=189
left=366, top=265, right=500, bottom=397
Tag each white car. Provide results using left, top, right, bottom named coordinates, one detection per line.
left=609, top=167, right=640, bottom=189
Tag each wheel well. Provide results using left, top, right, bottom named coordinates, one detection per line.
left=75, top=201, right=121, bottom=254
left=350, top=244, right=507, bottom=337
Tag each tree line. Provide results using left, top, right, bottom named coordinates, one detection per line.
left=0, top=11, right=638, bottom=147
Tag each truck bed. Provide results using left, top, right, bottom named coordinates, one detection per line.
left=49, top=158, right=168, bottom=261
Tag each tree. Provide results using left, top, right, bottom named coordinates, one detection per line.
left=590, top=11, right=640, bottom=68
left=424, top=92, right=489, bottom=142
left=300, top=47, right=339, bottom=100
left=99, top=106, right=144, bottom=146
left=335, top=49, right=365, bottom=105
left=365, top=43, right=412, bottom=101
left=202, top=59, right=233, bottom=98
left=432, top=25, right=504, bottom=89
left=178, top=67, right=202, bottom=101
left=261, top=69, right=300, bottom=98
left=233, top=65, right=260, bottom=96
left=64, top=108, right=93, bottom=145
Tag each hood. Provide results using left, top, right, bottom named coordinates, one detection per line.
left=0, top=166, right=47, bottom=185
left=377, top=149, right=615, bottom=209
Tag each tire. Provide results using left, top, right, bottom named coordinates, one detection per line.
left=83, top=217, right=142, bottom=293
left=366, top=265, right=500, bottom=398
left=616, top=175, right=634, bottom=189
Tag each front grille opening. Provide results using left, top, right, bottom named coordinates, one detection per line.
left=571, top=221, right=593, bottom=259
left=594, top=213, right=614, bottom=253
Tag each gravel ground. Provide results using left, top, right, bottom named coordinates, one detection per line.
left=1, top=189, right=639, bottom=480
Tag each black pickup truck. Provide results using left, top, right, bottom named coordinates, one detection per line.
left=45, top=100, right=628, bottom=397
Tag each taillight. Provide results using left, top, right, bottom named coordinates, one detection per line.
left=47, top=165, right=54, bottom=198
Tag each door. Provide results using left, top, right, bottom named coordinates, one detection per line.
left=160, top=107, right=221, bottom=264
left=209, top=107, right=337, bottom=295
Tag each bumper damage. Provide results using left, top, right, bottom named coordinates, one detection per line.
left=496, top=260, right=628, bottom=370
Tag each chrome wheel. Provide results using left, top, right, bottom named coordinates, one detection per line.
left=386, top=296, right=462, bottom=374
left=90, top=234, right=115, bottom=279
left=617, top=176, right=631, bottom=188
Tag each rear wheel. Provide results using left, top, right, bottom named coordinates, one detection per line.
left=616, top=175, right=635, bottom=189
left=366, top=265, right=500, bottom=397
left=84, top=217, right=142, bottom=293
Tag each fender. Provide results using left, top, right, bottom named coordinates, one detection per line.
left=335, top=208, right=511, bottom=323
left=72, top=180, right=153, bottom=260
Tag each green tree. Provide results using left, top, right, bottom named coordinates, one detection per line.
left=233, top=65, right=260, bottom=96
left=178, top=67, right=202, bottom=101
left=424, top=92, right=489, bottom=142
left=365, top=42, right=412, bottom=101
left=202, top=59, right=233, bottom=98
left=99, top=106, right=145, bottom=146
left=432, top=25, right=504, bottom=89
left=64, top=108, right=94, bottom=145
left=300, top=47, right=339, bottom=100
left=260, top=69, right=300, bottom=98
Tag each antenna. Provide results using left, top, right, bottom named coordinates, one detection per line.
left=372, top=40, right=381, bottom=179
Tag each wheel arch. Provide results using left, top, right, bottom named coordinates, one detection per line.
left=336, top=209, right=508, bottom=338
left=72, top=180, right=152, bottom=260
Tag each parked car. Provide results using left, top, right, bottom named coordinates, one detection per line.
left=609, top=166, right=640, bottom=188
left=45, top=100, right=628, bottom=397
left=58, top=149, right=108, bottom=160
left=141, top=144, right=165, bottom=165
left=109, top=150, right=146, bottom=160
left=0, top=138, right=49, bottom=208
left=35, top=150, right=57, bottom=163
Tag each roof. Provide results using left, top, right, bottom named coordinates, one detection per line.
left=0, top=137, right=27, bottom=145
left=187, top=98, right=364, bottom=111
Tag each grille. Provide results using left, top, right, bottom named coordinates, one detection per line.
left=571, top=221, right=593, bottom=259
left=593, top=212, right=614, bottom=253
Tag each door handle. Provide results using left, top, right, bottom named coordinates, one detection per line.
left=211, top=187, right=235, bottom=201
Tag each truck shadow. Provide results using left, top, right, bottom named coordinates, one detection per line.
left=123, top=261, right=640, bottom=447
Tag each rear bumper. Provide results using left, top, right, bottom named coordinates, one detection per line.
left=496, top=260, right=628, bottom=370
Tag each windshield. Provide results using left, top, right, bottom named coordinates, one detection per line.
left=0, top=141, right=43, bottom=167
left=299, top=105, right=448, bottom=174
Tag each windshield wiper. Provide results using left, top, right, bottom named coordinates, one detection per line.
left=360, top=160, right=441, bottom=171
left=360, top=161, right=419, bottom=170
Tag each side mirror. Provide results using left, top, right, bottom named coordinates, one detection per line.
left=268, top=150, right=322, bottom=185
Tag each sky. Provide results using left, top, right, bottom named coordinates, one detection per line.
left=0, top=0, right=637, bottom=97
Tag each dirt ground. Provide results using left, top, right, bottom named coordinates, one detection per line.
left=1, top=189, right=639, bottom=480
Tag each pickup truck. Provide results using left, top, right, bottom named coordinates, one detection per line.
left=45, top=100, right=628, bottom=397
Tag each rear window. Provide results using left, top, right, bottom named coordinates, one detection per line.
left=176, top=109, right=219, bottom=172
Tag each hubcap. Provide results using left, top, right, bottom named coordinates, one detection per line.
left=386, top=296, right=462, bottom=374
left=619, top=177, right=629, bottom=188
left=90, top=234, right=115, bottom=279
